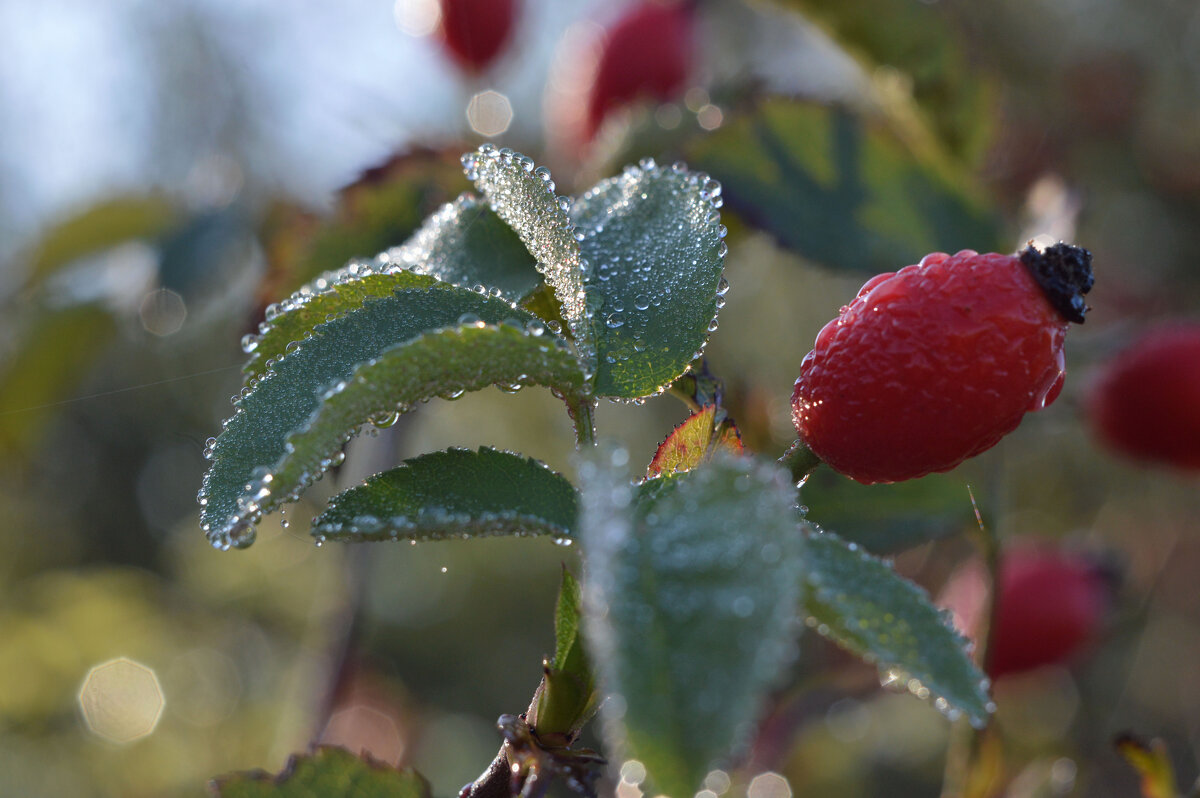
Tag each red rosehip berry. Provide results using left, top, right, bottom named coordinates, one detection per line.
left=942, top=548, right=1113, bottom=680
left=436, top=0, right=518, bottom=74
left=584, top=1, right=693, bottom=140
left=1086, top=324, right=1200, bottom=471
left=791, top=244, right=1093, bottom=484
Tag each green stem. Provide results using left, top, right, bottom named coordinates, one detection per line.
left=667, top=382, right=703, bottom=414
left=940, top=492, right=1002, bottom=798
left=778, top=439, right=822, bottom=485
left=570, top=394, right=597, bottom=448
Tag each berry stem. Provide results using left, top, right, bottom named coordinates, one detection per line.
left=779, top=440, right=822, bottom=485
left=940, top=489, right=1002, bottom=798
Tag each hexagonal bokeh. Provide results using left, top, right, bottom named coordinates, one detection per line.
left=466, top=90, right=513, bottom=137
left=78, top=657, right=165, bottom=744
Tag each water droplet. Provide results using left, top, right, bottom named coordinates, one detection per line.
left=370, top=410, right=401, bottom=429
left=227, top=521, right=256, bottom=549
left=605, top=313, right=624, bottom=329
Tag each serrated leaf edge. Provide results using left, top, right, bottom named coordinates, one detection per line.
left=313, top=446, right=576, bottom=542
left=460, top=143, right=596, bottom=382
left=572, top=157, right=729, bottom=401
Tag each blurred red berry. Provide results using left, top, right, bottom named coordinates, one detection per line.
left=437, top=0, right=518, bottom=74
left=585, top=1, right=693, bottom=139
left=1087, top=325, right=1200, bottom=471
left=791, top=244, right=1093, bottom=484
left=987, top=549, right=1112, bottom=679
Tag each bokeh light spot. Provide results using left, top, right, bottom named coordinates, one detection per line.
left=747, top=771, right=791, bottom=798
left=466, top=90, right=513, bottom=137
left=393, top=0, right=440, bottom=37
left=321, top=703, right=405, bottom=764
left=78, top=657, right=165, bottom=744
left=620, top=759, right=647, bottom=785
left=703, top=770, right=731, bottom=794
left=697, top=104, right=724, bottom=131
left=139, top=288, right=186, bottom=336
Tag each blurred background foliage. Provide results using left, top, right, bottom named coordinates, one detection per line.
left=1, top=0, right=1199, bottom=795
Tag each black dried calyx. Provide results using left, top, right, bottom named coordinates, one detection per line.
left=1020, top=242, right=1094, bottom=324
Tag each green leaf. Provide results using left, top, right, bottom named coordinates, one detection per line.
left=554, top=569, right=585, bottom=670
left=312, top=447, right=577, bottom=542
left=572, top=160, right=727, bottom=398
left=581, top=453, right=804, bottom=798
left=244, top=271, right=437, bottom=382
left=201, top=285, right=584, bottom=550
left=211, top=747, right=430, bottom=798
left=801, top=529, right=992, bottom=727
left=247, top=196, right=543, bottom=382
left=647, top=405, right=744, bottom=478
left=384, top=194, right=543, bottom=301
left=532, top=568, right=601, bottom=738
left=800, top=469, right=971, bottom=555
left=0, top=305, right=118, bottom=454
left=462, top=144, right=593, bottom=368
left=281, top=324, right=585, bottom=503
left=685, top=98, right=1003, bottom=274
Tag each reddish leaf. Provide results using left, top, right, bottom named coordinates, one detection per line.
left=647, top=405, right=743, bottom=477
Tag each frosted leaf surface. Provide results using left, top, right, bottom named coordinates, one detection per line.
left=384, top=193, right=541, bottom=301
left=243, top=195, right=541, bottom=382
left=201, top=285, right=579, bottom=550
left=581, top=452, right=803, bottom=798
left=243, top=270, right=436, bottom=382
left=461, top=144, right=594, bottom=372
left=312, top=447, right=577, bottom=542
left=572, top=159, right=726, bottom=398
left=802, top=529, right=993, bottom=727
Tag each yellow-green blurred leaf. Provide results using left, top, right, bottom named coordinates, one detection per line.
left=0, top=305, right=117, bottom=453
left=27, top=196, right=176, bottom=284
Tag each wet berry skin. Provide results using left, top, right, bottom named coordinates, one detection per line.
left=1087, top=325, right=1200, bottom=470
left=792, top=248, right=1089, bottom=484
left=988, top=549, right=1110, bottom=679
left=585, top=1, right=692, bottom=139
left=437, top=0, right=518, bottom=73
